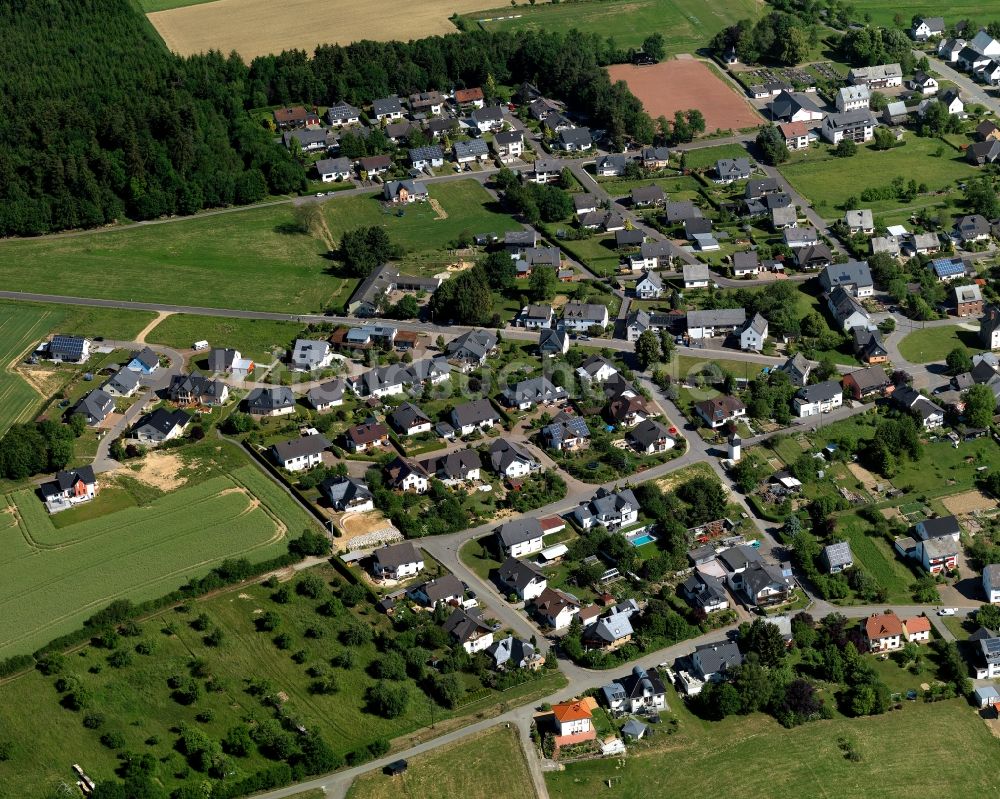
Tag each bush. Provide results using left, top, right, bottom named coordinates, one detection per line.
left=273, top=632, right=293, bottom=650
left=83, top=712, right=105, bottom=729
left=256, top=611, right=281, bottom=632
left=100, top=731, right=126, bottom=750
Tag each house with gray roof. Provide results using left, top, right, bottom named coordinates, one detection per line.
left=820, top=260, right=873, bottom=297
left=487, top=635, right=538, bottom=670
left=561, top=302, right=609, bottom=332
left=131, top=407, right=190, bottom=446
left=442, top=607, right=494, bottom=654
left=407, top=574, right=465, bottom=607
left=585, top=610, right=635, bottom=650
left=595, top=153, right=629, bottom=177
left=102, top=367, right=142, bottom=398
left=489, top=438, right=539, bottom=480
left=634, top=270, right=663, bottom=299
left=627, top=419, right=674, bottom=454
left=327, top=101, right=361, bottom=125
left=450, top=398, right=500, bottom=436
left=306, top=379, right=345, bottom=411
left=538, top=327, right=569, bottom=356
left=691, top=640, right=743, bottom=682
left=496, top=518, right=545, bottom=557
left=541, top=411, right=590, bottom=451
left=446, top=329, right=497, bottom=367
left=372, top=96, right=404, bottom=120
left=453, top=138, right=489, bottom=163
left=388, top=402, right=433, bottom=436
left=270, top=433, right=330, bottom=471
left=323, top=475, right=374, bottom=514
left=602, top=666, right=667, bottom=715
left=315, top=157, right=352, bottom=182
left=778, top=352, right=811, bottom=386
left=245, top=386, right=295, bottom=416
left=574, top=487, right=639, bottom=531
left=291, top=338, right=334, bottom=372
left=822, top=541, right=854, bottom=573
left=497, top=557, right=548, bottom=601
left=73, top=389, right=114, bottom=426
left=370, top=541, right=422, bottom=581
left=686, top=308, right=746, bottom=339
left=408, top=145, right=444, bottom=170
left=794, top=379, right=843, bottom=417
left=502, top=376, right=568, bottom=410
left=714, top=158, right=752, bottom=184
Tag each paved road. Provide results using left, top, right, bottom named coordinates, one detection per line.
left=921, top=50, right=999, bottom=114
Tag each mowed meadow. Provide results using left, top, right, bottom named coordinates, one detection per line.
left=0, top=302, right=155, bottom=437
left=0, top=180, right=520, bottom=313
left=0, top=442, right=313, bottom=659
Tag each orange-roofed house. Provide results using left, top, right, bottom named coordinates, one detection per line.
left=779, top=121, right=815, bottom=151
left=864, top=612, right=904, bottom=652
left=903, top=616, right=932, bottom=643
left=552, top=699, right=594, bottom=737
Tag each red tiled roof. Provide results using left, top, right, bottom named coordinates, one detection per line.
left=904, top=616, right=931, bottom=634
left=865, top=612, right=903, bottom=639
left=552, top=700, right=592, bottom=723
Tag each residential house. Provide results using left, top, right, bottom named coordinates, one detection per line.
left=450, top=398, right=500, bottom=436
left=683, top=263, right=710, bottom=289
left=576, top=355, right=619, bottom=384
left=492, top=130, right=523, bottom=162
left=585, top=610, right=635, bottom=650
left=984, top=564, right=1000, bottom=603
left=714, top=158, right=752, bottom=184
left=273, top=106, right=318, bottom=129
left=641, top=146, right=671, bottom=169
left=270, top=434, right=330, bottom=472
left=827, top=286, right=872, bottom=332
left=489, top=438, right=539, bottom=481
left=327, top=101, right=361, bottom=126
left=446, top=329, right=498, bottom=367
left=849, top=63, right=903, bottom=88
left=844, top=209, right=875, bottom=235
left=821, top=540, right=854, bottom=573
left=551, top=699, right=594, bottom=738
left=607, top=393, right=653, bottom=429
left=454, top=87, right=485, bottom=110
left=284, top=128, right=333, bottom=154
left=534, top=587, right=582, bottom=629
left=357, top=155, right=392, bottom=177
left=864, top=612, right=904, bottom=652
left=40, top=467, right=98, bottom=513
left=778, top=353, right=812, bottom=386
left=561, top=302, right=609, bottom=332
left=910, top=71, right=939, bottom=95
left=323, top=476, right=374, bottom=513
left=408, top=90, right=445, bottom=116
left=911, top=232, right=941, bottom=255
left=694, top=395, right=747, bottom=428
left=794, top=380, right=844, bottom=417
left=842, top=366, right=890, bottom=400
left=529, top=157, right=561, bottom=184
left=938, top=38, right=966, bottom=62
left=665, top=200, right=703, bottom=223
left=518, top=304, right=554, bottom=329
left=45, top=334, right=90, bottom=363
left=407, top=574, right=465, bottom=608
left=850, top=325, right=887, bottom=364
left=496, top=517, right=545, bottom=559
left=615, top=229, right=645, bottom=250
left=344, top=422, right=389, bottom=453
left=167, top=372, right=228, bottom=406
left=771, top=205, right=797, bottom=230
left=126, top=347, right=159, bottom=375
left=487, top=636, right=538, bottom=670
left=541, top=411, right=590, bottom=451
left=538, top=328, right=570, bottom=357
left=956, top=214, right=992, bottom=243
left=769, top=91, right=825, bottom=122
left=955, top=284, right=984, bottom=317
left=388, top=402, right=433, bottom=436
left=208, top=348, right=254, bottom=378
left=602, top=666, right=667, bottom=715
left=595, top=154, right=628, bottom=177
left=784, top=226, right=819, bottom=248
left=974, top=633, right=1000, bottom=679
left=470, top=105, right=505, bottom=132
left=871, top=236, right=901, bottom=257
left=971, top=30, right=1000, bottom=57
left=305, top=379, right=345, bottom=412
left=959, top=45, right=990, bottom=72
left=730, top=561, right=792, bottom=608
left=796, top=242, right=833, bottom=270
left=408, top=145, right=444, bottom=171
left=836, top=85, right=870, bottom=112
left=912, top=17, right=944, bottom=40
left=883, top=101, right=910, bottom=125
left=634, top=270, right=664, bottom=299
left=245, top=386, right=294, bottom=417
left=442, top=607, right=494, bottom=654
left=686, top=308, right=746, bottom=339
left=892, top=385, right=945, bottom=431
left=733, top=250, right=760, bottom=277
left=574, top=487, right=640, bottom=531
left=372, top=96, right=404, bottom=121
left=940, top=88, right=965, bottom=115
left=501, top=376, right=567, bottom=410
left=131, top=408, right=189, bottom=446
left=453, top=138, right=490, bottom=164
left=967, top=139, right=1000, bottom=166
left=497, top=557, right=548, bottom=601
left=691, top=640, right=743, bottom=683
left=982, top=305, right=1000, bottom=349
left=558, top=127, right=593, bottom=151
left=627, top=419, right=675, bottom=454
left=418, top=449, right=481, bottom=486
left=903, top=616, right=932, bottom=643
left=383, top=179, right=428, bottom=203
left=822, top=110, right=877, bottom=144
left=739, top=313, right=768, bottom=352
left=820, top=260, right=874, bottom=297
left=385, top=457, right=430, bottom=493
left=291, top=338, right=334, bottom=372
left=779, top=121, right=815, bottom=150
left=383, top=120, right=419, bottom=144
left=680, top=572, right=730, bottom=613
left=315, top=157, right=352, bottom=182
left=72, top=389, right=114, bottom=426
left=631, top=185, right=666, bottom=208
left=102, top=368, right=141, bottom=398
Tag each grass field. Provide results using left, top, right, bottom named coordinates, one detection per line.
left=0, top=181, right=517, bottom=313
left=0, top=442, right=315, bottom=658
left=848, top=1, right=1000, bottom=28
left=835, top=514, right=917, bottom=603
left=347, top=725, right=533, bottom=799
left=779, top=137, right=980, bottom=219
left=0, top=302, right=156, bottom=437
left=146, top=314, right=307, bottom=364
left=682, top=143, right=752, bottom=171
left=148, top=0, right=499, bottom=59
left=548, top=693, right=1000, bottom=799
left=0, top=563, right=564, bottom=797
left=138, top=0, right=216, bottom=11
left=468, top=0, right=758, bottom=52
left=897, top=324, right=983, bottom=364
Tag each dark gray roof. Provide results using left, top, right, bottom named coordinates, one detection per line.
left=497, top=517, right=544, bottom=548
left=41, top=466, right=98, bottom=499
left=823, top=540, right=853, bottom=569
left=542, top=411, right=590, bottom=447
left=628, top=418, right=672, bottom=449
left=322, top=476, right=372, bottom=509
left=451, top=398, right=500, bottom=427
left=489, top=438, right=537, bottom=473
left=694, top=640, right=743, bottom=676
left=373, top=541, right=421, bottom=569
left=271, top=434, right=330, bottom=462
left=447, top=329, right=498, bottom=362
left=135, top=407, right=189, bottom=436
left=420, top=448, right=481, bottom=480
left=246, top=386, right=295, bottom=412
left=389, top=402, right=432, bottom=431
left=796, top=380, right=842, bottom=403
left=306, top=379, right=345, bottom=407
left=497, top=556, right=546, bottom=592
left=372, top=96, right=403, bottom=116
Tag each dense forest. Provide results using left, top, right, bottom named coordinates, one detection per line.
left=0, top=0, right=651, bottom=237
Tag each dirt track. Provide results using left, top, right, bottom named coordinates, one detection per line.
left=148, top=0, right=494, bottom=59
left=607, top=59, right=761, bottom=132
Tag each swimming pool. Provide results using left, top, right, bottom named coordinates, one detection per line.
left=630, top=534, right=656, bottom=547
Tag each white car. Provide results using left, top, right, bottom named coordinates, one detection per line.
left=937, top=607, right=957, bottom=616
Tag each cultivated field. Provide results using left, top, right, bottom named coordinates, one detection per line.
left=0, top=447, right=313, bottom=658
left=942, top=489, right=996, bottom=516
left=148, top=0, right=494, bottom=59
left=469, top=0, right=758, bottom=52
left=548, top=695, right=1000, bottom=799
left=0, top=303, right=156, bottom=437
left=347, top=725, right=533, bottom=799
left=607, top=60, right=762, bottom=133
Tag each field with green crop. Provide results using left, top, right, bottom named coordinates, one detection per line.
left=778, top=137, right=979, bottom=219
left=0, top=302, right=156, bottom=436
left=847, top=1, right=1000, bottom=28
left=0, top=444, right=314, bottom=658
left=0, top=181, right=519, bottom=312
left=139, top=0, right=216, bottom=11
left=0, top=561, right=564, bottom=798
left=548, top=692, right=1000, bottom=799
left=466, top=0, right=758, bottom=52
left=347, top=725, right=533, bottom=799
left=146, top=314, right=308, bottom=364
left=897, top=324, right=983, bottom=363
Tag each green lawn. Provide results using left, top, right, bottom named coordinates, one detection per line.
left=835, top=513, right=918, bottom=604
left=897, top=324, right=983, bottom=364
left=682, top=143, right=752, bottom=171
left=466, top=0, right=758, bottom=52
left=597, top=175, right=701, bottom=201
left=847, top=1, right=1000, bottom=28
left=0, top=302, right=156, bottom=436
left=0, top=562, right=565, bottom=798
left=778, top=137, right=980, bottom=219
left=146, top=314, right=307, bottom=364
left=347, top=725, right=533, bottom=799
left=891, top=437, right=998, bottom=496
left=548, top=695, right=1000, bottom=799
left=0, top=441, right=315, bottom=659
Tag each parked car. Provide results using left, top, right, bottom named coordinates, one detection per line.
left=937, top=607, right=956, bottom=616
